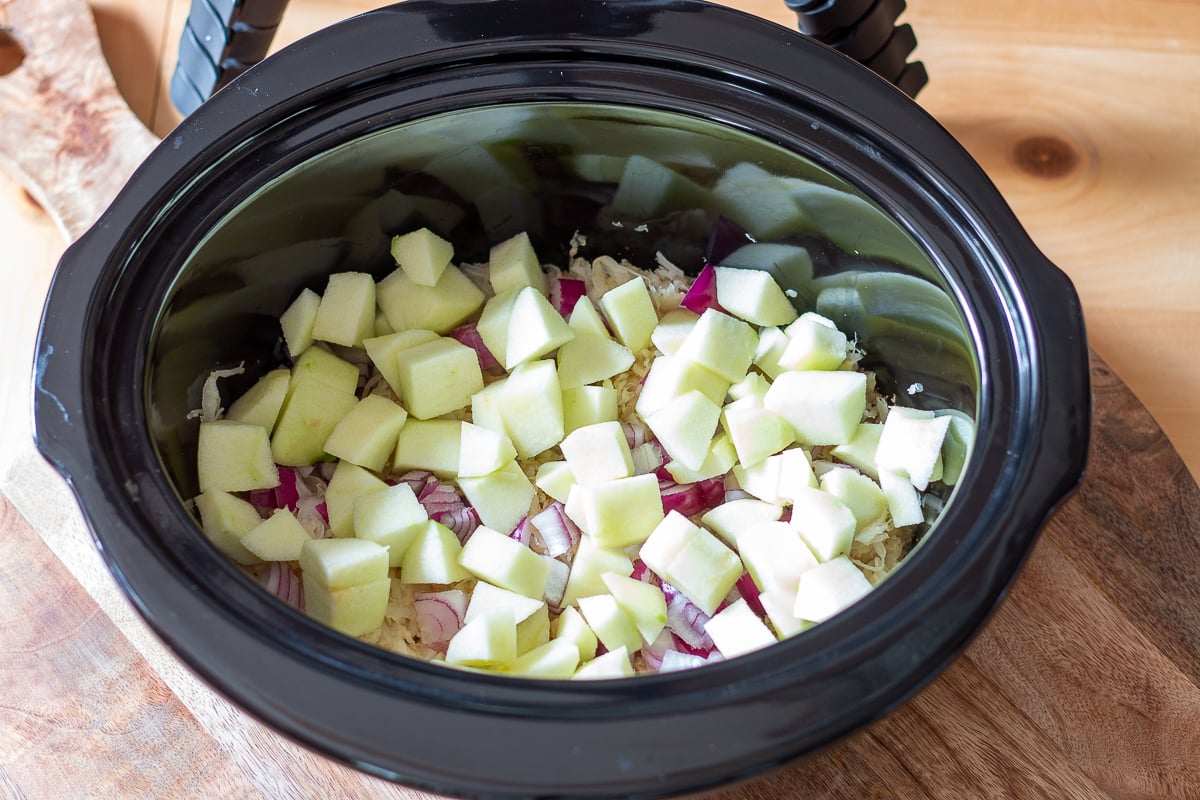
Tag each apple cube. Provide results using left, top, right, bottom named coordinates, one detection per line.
left=732, top=448, right=817, bottom=506
left=457, top=459, right=535, bottom=536
left=713, top=267, right=797, bottom=327
left=503, top=638, right=580, bottom=679
left=469, top=380, right=507, bottom=437
left=779, top=312, right=848, bottom=371
left=712, top=162, right=808, bottom=240
left=391, top=227, right=453, bottom=287
left=303, top=576, right=391, bottom=637
left=534, top=461, right=576, bottom=504
left=556, top=332, right=634, bottom=390
left=728, top=372, right=771, bottom=405
left=504, top=287, right=575, bottom=369
left=399, top=521, right=471, bottom=584
left=562, top=385, right=618, bottom=434
left=611, top=155, right=709, bottom=218
left=752, top=326, right=790, bottom=379
left=876, top=406, right=952, bottom=490
left=393, top=337, right=483, bottom=420
left=393, top=418, right=461, bottom=476
left=793, top=556, right=873, bottom=623
left=644, top=390, right=721, bottom=472
left=374, top=310, right=393, bottom=337
left=601, top=572, right=668, bottom=644
left=573, top=646, right=635, bottom=680
left=197, top=420, right=278, bottom=493
left=736, top=520, right=818, bottom=595
left=226, top=368, right=290, bottom=433
left=576, top=473, right=664, bottom=548
left=759, top=588, right=813, bottom=638
left=777, top=447, right=819, bottom=503
left=476, top=288, right=522, bottom=367
left=700, top=498, right=784, bottom=549
left=322, top=394, right=408, bottom=472
left=721, top=243, right=815, bottom=299
left=459, top=526, right=551, bottom=599
left=663, top=432, right=737, bottom=485
left=353, top=482, right=429, bottom=566
left=764, top=370, right=866, bottom=446
left=489, top=231, right=548, bottom=296
left=290, top=346, right=360, bottom=395
left=820, top=468, right=887, bottom=532
left=789, top=487, right=857, bottom=562
left=599, top=277, right=657, bottom=354
left=575, top=594, right=642, bottom=654
left=635, top=355, right=730, bottom=419
left=363, top=329, right=440, bottom=396
left=568, top=297, right=611, bottom=338
left=445, top=608, right=517, bottom=667
left=516, top=604, right=552, bottom=656
left=377, top=263, right=485, bottom=334
left=639, top=511, right=742, bottom=615
left=937, top=409, right=975, bottom=486
left=194, top=490, right=264, bottom=565
left=560, top=421, right=634, bottom=485
left=271, top=383, right=358, bottom=467
left=489, top=360, right=565, bottom=458
left=650, top=308, right=699, bottom=356
left=324, top=461, right=388, bottom=538
left=299, top=537, right=389, bottom=591
left=703, top=598, right=777, bottom=658
left=721, top=403, right=794, bottom=468
left=457, top=422, right=517, bottom=478
left=879, top=469, right=924, bottom=527
left=280, top=287, right=321, bottom=357
left=561, top=537, right=633, bottom=608
left=552, top=605, right=599, bottom=662
left=464, top=581, right=545, bottom=625
left=241, top=508, right=312, bottom=562
left=312, top=272, right=376, bottom=347
left=830, top=422, right=884, bottom=480
left=674, top=309, right=759, bottom=383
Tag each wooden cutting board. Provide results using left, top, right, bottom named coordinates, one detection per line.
left=2, top=1, right=1199, bottom=798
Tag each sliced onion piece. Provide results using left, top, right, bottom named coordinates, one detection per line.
left=432, top=505, right=481, bottom=543
left=530, top=502, right=581, bottom=558
left=641, top=628, right=678, bottom=673
left=261, top=562, right=304, bottom=611
left=414, top=589, right=468, bottom=650
left=509, top=516, right=533, bottom=547
left=679, top=263, right=722, bottom=315
left=549, top=276, right=588, bottom=317
left=450, top=323, right=501, bottom=371
left=735, top=572, right=766, bottom=617
left=630, top=441, right=665, bottom=476
left=662, top=583, right=715, bottom=653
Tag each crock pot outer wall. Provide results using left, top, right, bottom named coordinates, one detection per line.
left=32, top=1, right=1090, bottom=798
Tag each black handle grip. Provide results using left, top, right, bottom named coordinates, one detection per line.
left=170, top=0, right=292, bottom=116
left=785, top=0, right=928, bottom=97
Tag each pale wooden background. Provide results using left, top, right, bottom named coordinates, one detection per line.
left=2, top=0, right=1198, bottom=482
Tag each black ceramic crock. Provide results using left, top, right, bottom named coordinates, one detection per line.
left=32, top=1, right=1090, bottom=797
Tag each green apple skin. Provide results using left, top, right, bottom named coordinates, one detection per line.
left=225, top=368, right=290, bottom=433
left=459, top=526, right=551, bottom=600
left=279, top=288, right=320, bottom=357
left=312, top=271, right=376, bottom=348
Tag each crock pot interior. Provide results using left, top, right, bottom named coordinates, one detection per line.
left=148, top=102, right=979, bottom=525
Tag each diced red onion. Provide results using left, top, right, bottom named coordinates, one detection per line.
left=629, top=559, right=655, bottom=584
left=315, top=502, right=329, bottom=524
left=659, top=649, right=709, bottom=672
left=680, top=263, right=722, bottom=315
left=397, top=469, right=435, bottom=496
left=621, top=421, right=651, bottom=450
left=261, top=562, right=304, bottom=610
left=450, top=323, right=501, bottom=371
left=549, top=277, right=588, bottom=317
left=705, top=215, right=754, bottom=265
left=316, top=461, right=337, bottom=482
left=640, top=628, right=677, bottom=673
left=433, top=506, right=481, bottom=543
left=736, top=572, right=766, bottom=617
left=420, top=483, right=464, bottom=514
left=780, top=506, right=793, bottom=523
left=275, top=467, right=301, bottom=509
left=414, top=589, right=467, bottom=650
left=695, top=477, right=725, bottom=509
left=662, top=583, right=715, bottom=653
left=659, top=481, right=707, bottom=518
left=295, top=495, right=330, bottom=538
left=530, top=502, right=581, bottom=558
left=630, top=442, right=665, bottom=475
left=509, top=516, right=533, bottom=547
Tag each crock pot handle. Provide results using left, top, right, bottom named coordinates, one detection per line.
left=785, top=0, right=928, bottom=97
left=169, top=0, right=291, bottom=115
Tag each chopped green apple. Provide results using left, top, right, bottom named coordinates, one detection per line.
left=226, top=368, right=290, bottom=433
left=241, top=508, right=312, bottom=562
left=830, top=422, right=883, bottom=480
left=703, top=598, right=777, bottom=657
left=674, top=308, right=758, bottom=384
left=489, top=360, right=565, bottom=458
left=572, top=646, right=635, bottom=680
left=876, top=406, right=952, bottom=490
left=793, top=556, right=873, bottom=623
left=376, top=263, right=485, bottom=334
left=457, top=459, right=535, bottom=536
left=322, top=394, right=408, bottom=472
left=728, top=372, right=771, bottom=405
left=303, top=575, right=391, bottom=637
left=721, top=403, right=794, bottom=468
left=576, top=473, right=664, bottom=548
left=394, top=336, right=484, bottom=420
left=299, top=537, right=389, bottom=591
left=650, top=307, right=699, bottom=356
left=776, top=447, right=819, bottom=504
left=879, top=469, right=924, bottom=528
left=601, top=572, right=668, bottom=644
left=752, top=326, right=790, bottom=379
left=721, top=243, right=814, bottom=302
left=763, top=370, right=866, bottom=446
left=279, top=288, right=320, bottom=357
left=457, top=422, right=518, bottom=478
left=515, top=604, right=551, bottom=656
left=270, top=380, right=358, bottom=467
left=363, top=328, right=440, bottom=396
left=552, top=605, right=599, bottom=662
left=502, top=638, right=579, bottom=678
left=534, top=460, right=576, bottom=504
left=393, top=418, right=461, bottom=476
left=459, top=526, right=551, bottom=599
left=789, top=487, right=857, bottom=562
left=779, top=312, right=849, bottom=371
left=391, top=227, right=454, bottom=287
left=759, top=588, right=812, bottom=638
left=562, top=385, right=618, bottom=434
left=194, top=490, right=264, bottom=565
left=644, top=389, right=722, bottom=472
left=599, top=277, right=657, bottom=354
left=556, top=331, right=635, bottom=390
left=399, top=521, right=471, bottom=585
left=489, top=231, right=547, bottom=296
left=634, top=355, right=730, bottom=419
left=464, top=581, right=545, bottom=625
left=312, top=272, right=376, bottom=348
left=476, top=288, right=522, bottom=367
left=936, top=409, right=975, bottom=486
left=353, top=482, right=429, bottom=566
left=639, top=511, right=742, bottom=615
left=445, top=608, right=517, bottom=667
left=290, top=346, right=361, bottom=395
left=736, top=520, right=818, bottom=595
left=504, top=287, right=574, bottom=369
left=575, top=594, right=642, bottom=654
left=560, top=421, right=634, bottom=485
left=324, top=461, right=388, bottom=538
left=700, top=498, right=784, bottom=549
left=663, top=432, right=737, bottom=484
left=713, top=267, right=798, bottom=327
left=197, top=420, right=278, bottom=493
left=820, top=467, right=887, bottom=532
left=561, top=537, right=633, bottom=608
left=567, top=297, right=611, bottom=338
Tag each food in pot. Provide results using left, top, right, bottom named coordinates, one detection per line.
left=190, top=225, right=972, bottom=678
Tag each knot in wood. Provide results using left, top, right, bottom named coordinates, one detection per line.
left=1013, top=135, right=1079, bottom=180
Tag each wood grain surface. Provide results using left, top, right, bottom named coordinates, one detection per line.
left=1, top=0, right=1199, bottom=798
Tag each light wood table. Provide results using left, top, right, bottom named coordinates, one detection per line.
left=2, top=2, right=1199, bottom=799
